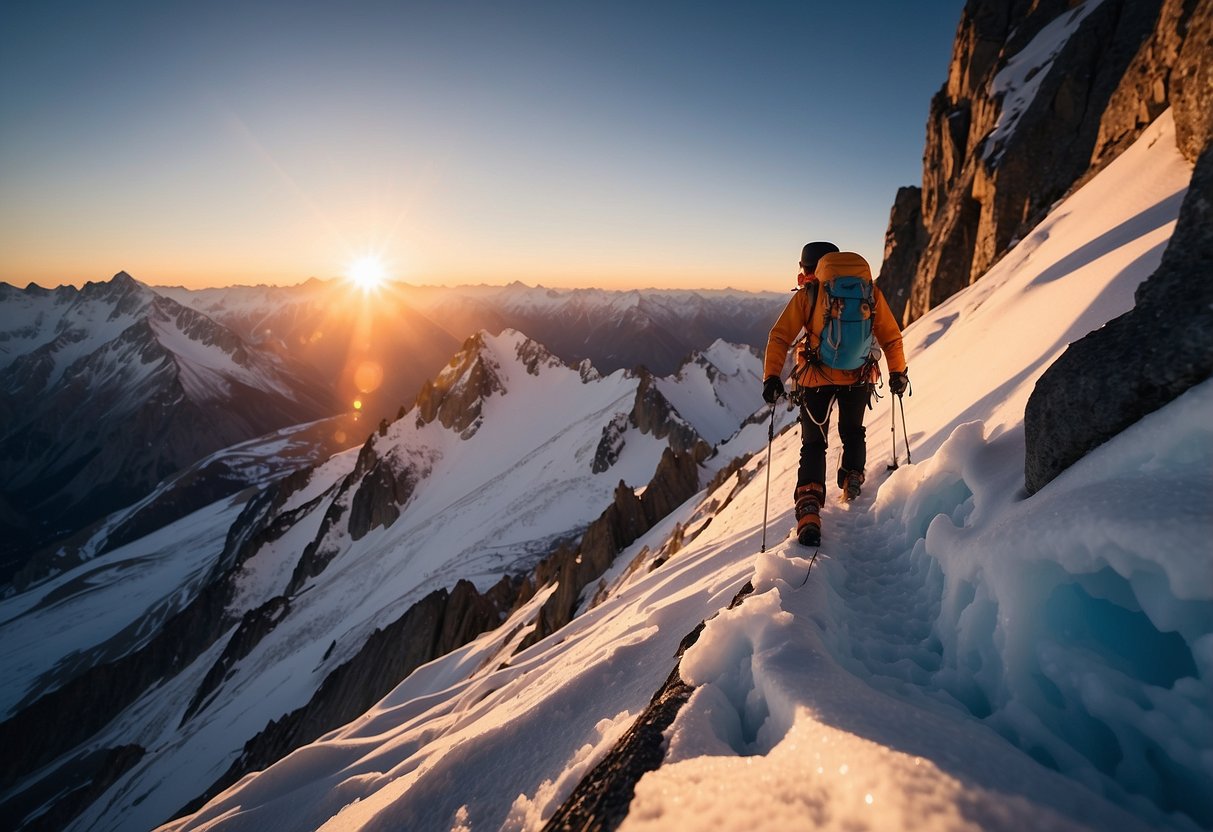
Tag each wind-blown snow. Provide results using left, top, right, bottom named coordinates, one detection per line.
left=154, top=110, right=1208, bottom=832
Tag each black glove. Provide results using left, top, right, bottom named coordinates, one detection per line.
left=762, top=376, right=785, bottom=404
left=889, top=370, right=909, bottom=396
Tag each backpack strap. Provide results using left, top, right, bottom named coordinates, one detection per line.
left=799, top=280, right=823, bottom=369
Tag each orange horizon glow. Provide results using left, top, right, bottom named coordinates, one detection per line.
left=1, top=259, right=802, bottom=295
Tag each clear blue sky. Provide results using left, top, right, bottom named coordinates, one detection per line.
left=0, top=0, right=964, bottom=291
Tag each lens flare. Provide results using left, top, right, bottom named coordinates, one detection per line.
left=353, top=361, right=384, bottom=393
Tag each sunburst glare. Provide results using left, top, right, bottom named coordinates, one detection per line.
left=345, top=255, right=387, bottom=292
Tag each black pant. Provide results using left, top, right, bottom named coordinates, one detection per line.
left=798, top=384, right=871, bottom=493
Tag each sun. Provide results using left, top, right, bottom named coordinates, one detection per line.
left=345, top=255, right=387, bottom=292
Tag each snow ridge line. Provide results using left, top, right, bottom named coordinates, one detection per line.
left=543, top=580, right=756, bottom=831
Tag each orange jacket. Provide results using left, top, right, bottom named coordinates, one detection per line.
left=764, top=260, right=907, bottom=388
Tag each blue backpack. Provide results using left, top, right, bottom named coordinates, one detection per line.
left=807, top=252, right=876, bottom=371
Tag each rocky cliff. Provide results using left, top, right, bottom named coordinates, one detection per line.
left=878, top=0, right=1209, bottom=325
left=875, top=0, right=1211, bottom=494
left=1025, top=139, right=1213, bottom=493
left=1023, top=1, right=1211, bottom=494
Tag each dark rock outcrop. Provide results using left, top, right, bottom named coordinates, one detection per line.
left=1024, top=1, right=1212, bottom=493
left=544, top=581, right=755, bottom=831
left=592, top=413, right=631, bottom=474
left=878, top=186, right=926, bottom=323
left=0, top=577, right=234, bottom=791
left=347, top=454, right=419, bottom=540
left=0, top=469, right=325, bottom=796
left=177, top=575, right=527, bottom=820
left=1172, top=3, right=1213, bottom=161
left=1025, top=143, right=1213, bottom=494
left=879, top=0, right=1208, bottom=326
left=414, top=332, right=506, bottom=437
left=524, top=443, right=710, bottom=647
left=543, top=631, right=701, bottom=832
left=183, top=595, right=292, bottom=724
left=0, top=744, right=145, bottom=832
left=629, top=370, right=700, bottom=455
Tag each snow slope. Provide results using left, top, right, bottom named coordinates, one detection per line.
left=162, top=111, right=1209, bottom=831
left=2, top=333, right=765, bottom=832
left=0, top=416, right=360, bottom=717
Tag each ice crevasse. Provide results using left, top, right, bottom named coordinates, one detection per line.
left=633, top=381, right=1212, bottom=831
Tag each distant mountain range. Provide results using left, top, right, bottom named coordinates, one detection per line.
left=0, top=273, right=337, bottom=580
left=1, top=275, right=783, bottom=577
left=162, top=279, right=786, bottom=419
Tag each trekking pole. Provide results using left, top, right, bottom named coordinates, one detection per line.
left=886, top=392, right=899, bottom=471
left=898, top=392, right=912, bottom=465
left=760, top=398, right=778, bottom=553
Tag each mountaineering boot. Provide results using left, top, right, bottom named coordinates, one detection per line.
left=794, top=483, right=825, bottom=546
left=838, top=468, right=865, bottom=502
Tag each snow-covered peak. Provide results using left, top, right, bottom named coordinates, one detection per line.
left=412, top=329, right=570, bottom=437
left=658, top=340, right=764, bottom=446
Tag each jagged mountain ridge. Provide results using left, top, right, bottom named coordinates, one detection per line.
left=162, top=280, right=786, bottom=412
left=158, top=278, right=463, bottom=426
left=0, top=273, right=337, bottom=581
left=400, top=282, right=784, bottom=378
left=0, top=328, right=769, bottom=832
left=878, top=0, right=1209, bottom=325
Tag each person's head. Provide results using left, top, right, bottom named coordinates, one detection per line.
left=799, top=241, right=839, bottom=275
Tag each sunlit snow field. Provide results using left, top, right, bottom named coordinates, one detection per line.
left=157, top=112, right=1211, bottom=831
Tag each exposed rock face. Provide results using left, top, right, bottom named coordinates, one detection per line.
left=543, top=629, right=701, bottom=832
left=0, top=577, right=235, bottom=791
left=879, top=0, right=1208, bottom=326
left=287, top=434, right=426, bottom=591
left=591, top=367, right=712, bottom=475
left=1095, top=0, right=1213, bottom=168
left=0, top=469, right=328, bottom=797
left=524, top=443, right=710, bottom=647
left=183, top=595, right=291, bottom=723
left=1024, top=1, right=1211, bottom=493
left=178, top=575, right=527, bottom=820
left=1171, top=0, right=1213, bottom=160
left=592, top=413, right=631, bottom=474
left=1024, top=143, right=1213, bottom=494
left=0, top=744, right=145, bottom=832
left=347, top=452, right=419, bottom=540
left=878, top=186, right=926, bottom=323
left=414, top=332, right=506, bottom=437
left=544, top=581, right=755, bottom=831
left=629, top=370, right=700, bottom=454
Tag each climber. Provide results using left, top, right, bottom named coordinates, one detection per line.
left=761, top=241, right=909, bottom=546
